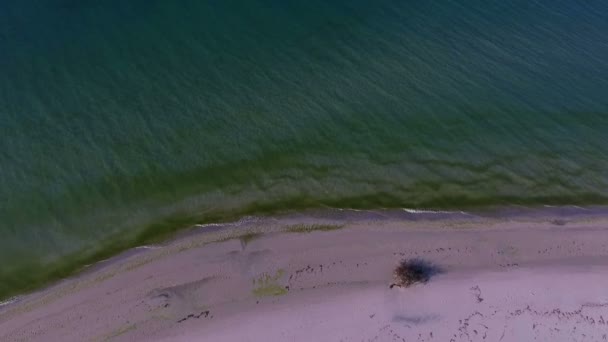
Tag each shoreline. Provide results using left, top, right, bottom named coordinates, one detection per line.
left=3, top=204, right=608, bottom=304
left=2, top=207, right=608, bottom=340
left=3, top=205, right=608, bottom=304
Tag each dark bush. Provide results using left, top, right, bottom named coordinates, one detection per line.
left=390, top=259, right=441, bottom=288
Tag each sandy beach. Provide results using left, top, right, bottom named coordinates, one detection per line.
left=2, top=209, right=608, bottom=341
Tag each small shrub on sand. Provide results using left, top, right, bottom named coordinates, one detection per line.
left=390, top=259, right=441, bottom=288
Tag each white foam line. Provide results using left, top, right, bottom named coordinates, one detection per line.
left=135, top=245, right=162, bottom=250
left=0, top=297, right=19, bottom=307
left=195, top=223, right=229, bottom=228
left=334, top=208, right=365, bottom=212
left=402, top=208, right=470, bottom=215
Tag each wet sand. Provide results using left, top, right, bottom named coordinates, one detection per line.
left=2, top=209, right=608, bottom=341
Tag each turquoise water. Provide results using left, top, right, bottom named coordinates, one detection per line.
left=1, top=0, right=608, bottom=298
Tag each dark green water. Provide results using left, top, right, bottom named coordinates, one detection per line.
left=1, top=0, right=608, bottom=298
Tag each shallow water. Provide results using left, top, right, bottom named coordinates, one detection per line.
left=1, top=0, right=608, bottom=298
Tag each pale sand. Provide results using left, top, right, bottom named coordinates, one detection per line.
left=2, top=210, right=608, bottom=341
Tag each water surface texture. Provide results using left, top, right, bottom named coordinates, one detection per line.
left=1, top=0, right=608, bottom=297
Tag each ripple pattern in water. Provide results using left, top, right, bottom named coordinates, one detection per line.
left=1, top=0, right=608, bottom=297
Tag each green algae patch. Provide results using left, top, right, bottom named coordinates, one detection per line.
left=286, top=224, right=344, bottom=234
left=252, top=269, right=287, bottom=297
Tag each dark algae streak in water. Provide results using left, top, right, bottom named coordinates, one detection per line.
left=1, top=0, right=608, bottom=299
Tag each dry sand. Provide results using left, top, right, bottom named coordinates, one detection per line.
left=2, top=209, right=608, bottom=341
